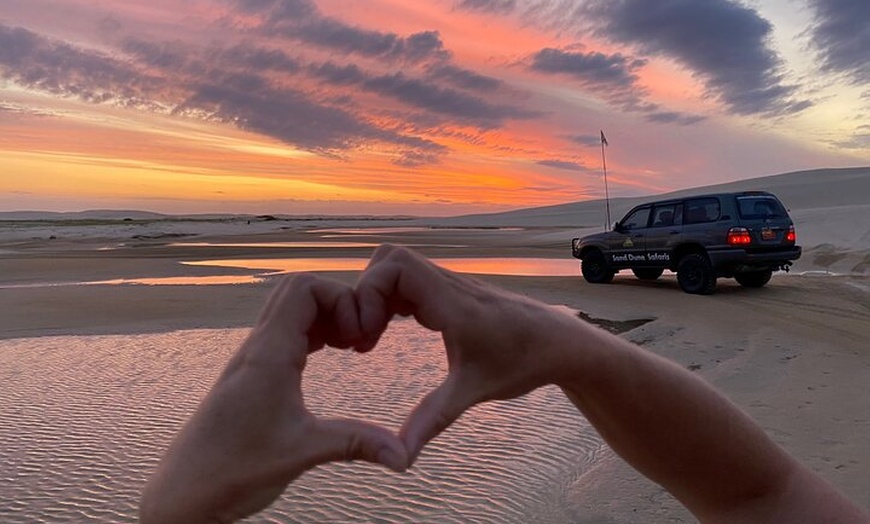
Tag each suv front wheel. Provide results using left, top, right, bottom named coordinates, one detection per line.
left=581, top=250, right=615, bottom=284
left=677, top=253, right=716, bottom=295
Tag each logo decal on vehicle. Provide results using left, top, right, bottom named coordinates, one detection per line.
left=612, top=252, right=670, bottom=263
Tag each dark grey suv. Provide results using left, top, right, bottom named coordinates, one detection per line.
left=571, top=191, right=801, bottom=294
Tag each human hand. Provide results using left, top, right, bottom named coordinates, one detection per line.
left=355, top=245, right=581, bottom=462
left=140, top=274, right=408, bottom=524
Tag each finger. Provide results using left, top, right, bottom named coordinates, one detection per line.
left=311, top=418, right=409, bottom=473
left=251, top=274, right=359, bottom=363
left=356, top=246, right=446, bottom=336
left=309, top=283, right=362, bottom=352
left=399, top=377, right=469, bottom=463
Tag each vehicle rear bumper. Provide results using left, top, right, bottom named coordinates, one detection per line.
left=708, top=246, right=802, bottom=272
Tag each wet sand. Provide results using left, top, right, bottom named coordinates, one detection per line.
left=0, top=219, right=868, bottom=521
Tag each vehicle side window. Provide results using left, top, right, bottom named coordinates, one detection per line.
left=683, top=198, right=720, bottom=224
left=651, top=204, right=678, bottom=227
left=621, top=207, right=651, bottom=231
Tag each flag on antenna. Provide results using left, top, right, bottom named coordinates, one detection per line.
left=600, top=130, right=608, bottom=146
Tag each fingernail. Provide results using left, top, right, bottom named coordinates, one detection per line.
left=378, top=447, right=407, bottom=472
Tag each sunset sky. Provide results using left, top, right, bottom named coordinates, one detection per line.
left=1, top=0, right=868, bottom=215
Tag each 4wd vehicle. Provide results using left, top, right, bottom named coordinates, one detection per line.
left=571, top=191, right=801, bottom=294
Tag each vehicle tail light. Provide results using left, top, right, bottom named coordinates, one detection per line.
left=727, top=227, right=751, bottom=245
left=786, top=225, right=796, bottom=243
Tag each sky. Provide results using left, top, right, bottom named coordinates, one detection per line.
left=0, top=0, right=868, bottom=216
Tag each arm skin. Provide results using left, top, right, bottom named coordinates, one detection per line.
left=139, top=274, right=408, bottom=524
left=355, top=245, right=869, bottom=524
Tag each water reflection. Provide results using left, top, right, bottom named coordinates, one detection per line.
left=0, top=258, right=578, bottom=289
left=308, top=226, right=525, bottom=235
left=183, top=257, right=579, bottom=277
left=168, top=241, right=380, bottom=248
left=0, top=274, right=274, bottom=289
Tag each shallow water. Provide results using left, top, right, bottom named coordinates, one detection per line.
left=0, top=320, right=603, bottom=523
left=183, top=257, right=581, bottom=278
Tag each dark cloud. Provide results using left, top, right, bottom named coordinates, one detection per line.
left=308, top=62, right=366, bottom=85
left=215, top=45, right=301, bottom=73
left=0, top=25, right=159, bottom=104
left=187, top=83, right=355, bottom=150
left=536, top=159, right=588, bottom=171
left=124, top=38, right=300, bottom=77
left=291, top=20, right=450, bottom=62
left=529, top=47, right=644, bottom=87
left=455, top=0, right=517, bottom=14
left=234, top=0, right=318, bottom=20
left=582, top=0, right=809, bottom=116
left=645, top=111, right=706, bottom=125
left=362, top=72, right=539, bottom=128
left=308, top=61, right=537, bottom=128
left=527, top=47, right=705, bottom=125
left=426, top=63, right=503, bottom=91
left=122, top=39, right=191, bottom=70
left=807, top=0, right=870, bottom=84
left=233, top=0, right=450, bottom=64
left=0, top=24, right=448, bottom=164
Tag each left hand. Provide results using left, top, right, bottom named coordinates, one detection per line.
left=140, top=274, right=408, bottom=524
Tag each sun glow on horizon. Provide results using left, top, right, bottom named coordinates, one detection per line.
left=0, top=0, right=866, bottom=215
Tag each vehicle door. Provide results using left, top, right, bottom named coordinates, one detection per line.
left=735, top=195, right=794, bottom=248
left=682, top=197, right=723, bottom=247
left=609, top=206, right=650, bottom=265
left=645, top=203, right=681, bottom=266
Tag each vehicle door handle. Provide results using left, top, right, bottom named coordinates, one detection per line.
left=669, top=231, right=679, bottom=235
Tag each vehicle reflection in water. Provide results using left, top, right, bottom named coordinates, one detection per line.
left=182, top=257, right=579, bottom=278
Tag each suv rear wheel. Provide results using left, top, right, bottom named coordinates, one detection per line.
left=677, top=253, right=716, bottom=295
left=582, top=250, right=615, bottom=284
left=735, top=269, right=772, bottom=288
left=632, top=268, right=664, bottom=281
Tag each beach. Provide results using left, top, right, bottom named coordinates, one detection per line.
left=1, top=168, right=868, bottom=522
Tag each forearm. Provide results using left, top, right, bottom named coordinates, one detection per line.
left=548, top=317, right=801, bottom=520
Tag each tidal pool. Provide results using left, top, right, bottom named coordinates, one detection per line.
left=0, top=320, right=603, bottom=523
left=182, top=257, right=580, bottom=278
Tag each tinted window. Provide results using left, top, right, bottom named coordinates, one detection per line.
left=651, top=204, right=678, bottom=227
left=684, top=198, right=720, bottom=224
left=737, top=196, right=787, bottom=219
left=621, top=207, right=651, bottom=230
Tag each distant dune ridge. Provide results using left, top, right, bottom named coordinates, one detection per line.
left=435, top=166, right=870, bottom=228
left=1, top=167, right=867, bottom=274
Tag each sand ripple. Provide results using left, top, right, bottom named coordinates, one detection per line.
left=0, top=320, right=603, bottom=523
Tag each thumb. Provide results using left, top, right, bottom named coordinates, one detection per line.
left=400, top=376, right=470, bottom=464
left=312, top=419, right=409, bottom=473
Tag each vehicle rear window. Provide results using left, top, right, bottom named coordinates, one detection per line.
left=737, top=196, right=787, bottom=219
left=684, top=198, right=720, bottom=224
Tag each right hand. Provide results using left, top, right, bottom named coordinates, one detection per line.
left=355, top=245, right=581, bottom=461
